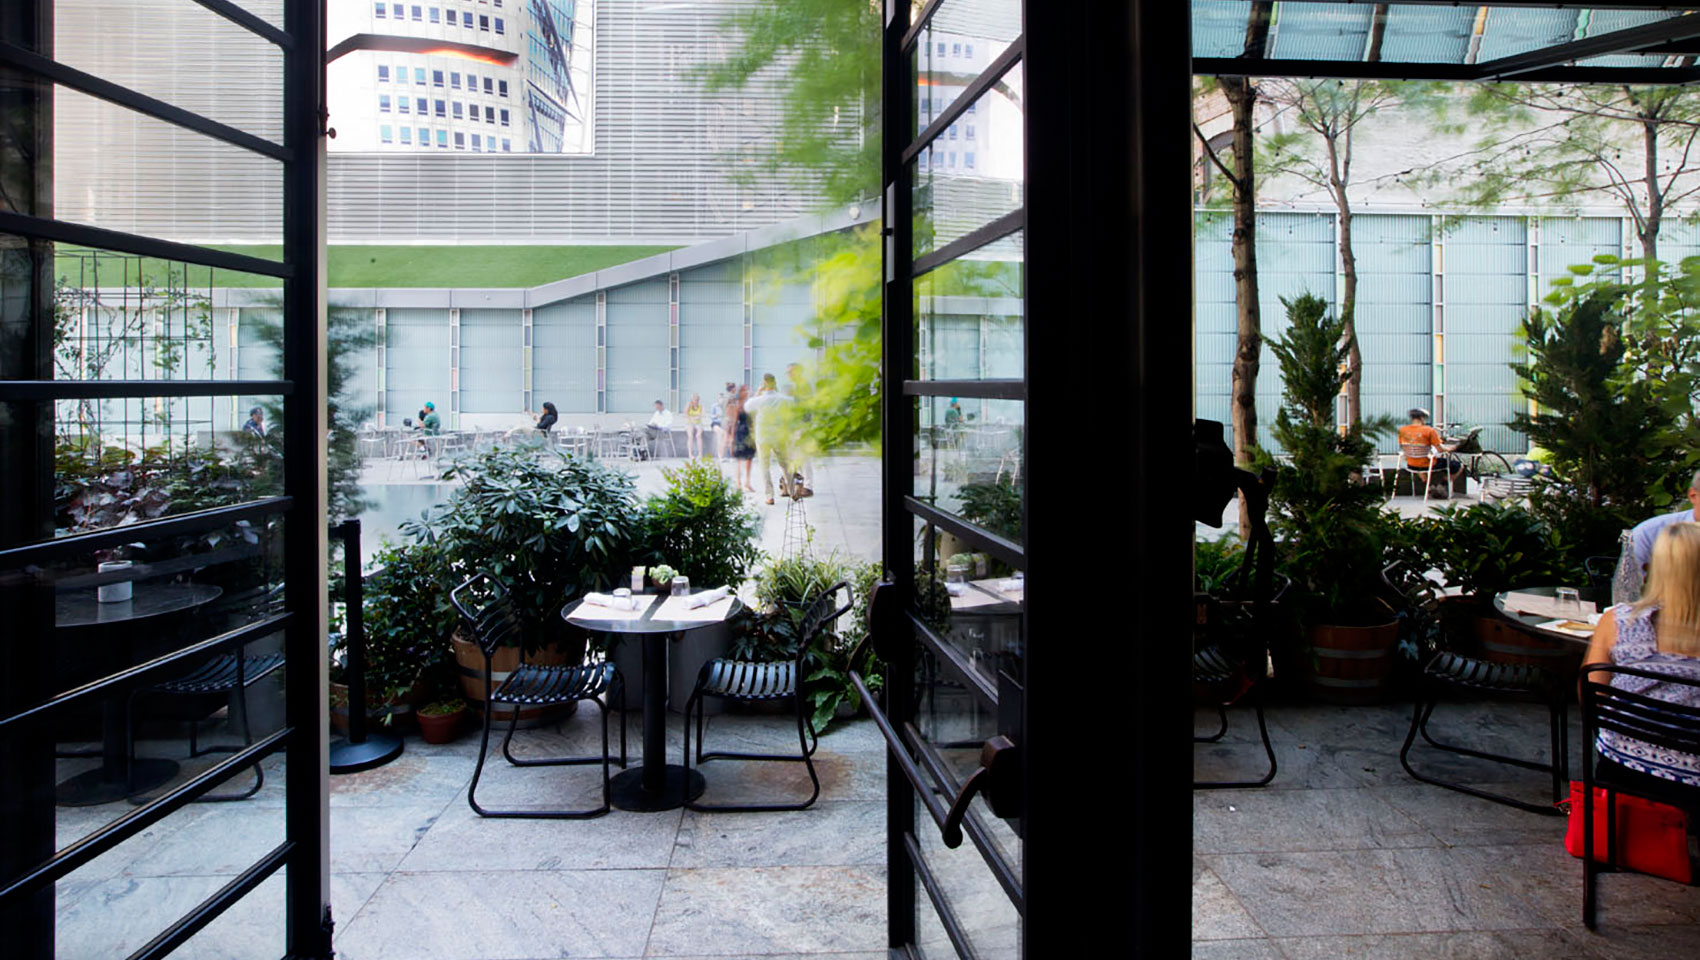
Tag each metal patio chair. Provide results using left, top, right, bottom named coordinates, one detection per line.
left=1192, top=568, right=1287, bottom=790
left=681, top=580, right=852, bottom=811
left=135, top=649, right=286, bottom=801
left=1387, top=562, right=1569, bottom=814
left=1579, top=663, right=1700, bottom=929
left=451, top=572, right=627, bottom=819
left=1393, top=442, right=1447, bottom=503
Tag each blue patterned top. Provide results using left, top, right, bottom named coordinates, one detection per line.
left=1596, top=603, right=1700, bottom=787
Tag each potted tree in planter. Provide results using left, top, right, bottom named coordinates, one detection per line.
left=1264, top=293, right=1398, bottom=703
left=405, top=447, right=644, bottom=725
left=639, top=458, right=764, bottom=712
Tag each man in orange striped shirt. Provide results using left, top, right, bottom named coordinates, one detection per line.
left=1398, top=408, right=1463, bottom=480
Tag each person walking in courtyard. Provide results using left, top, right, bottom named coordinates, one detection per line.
left=745, top=374, right=787, bottom=504
left=684, top=392, right=705, bottom=458
left=720, top=381, right=739, bottom=462
left=729, top=385, right=756, bottom=491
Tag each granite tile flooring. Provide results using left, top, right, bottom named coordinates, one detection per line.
left=49, top=695, right=1700, bottom=958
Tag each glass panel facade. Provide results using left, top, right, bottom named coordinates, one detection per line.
left=910, top=63, right=1024, bottom=260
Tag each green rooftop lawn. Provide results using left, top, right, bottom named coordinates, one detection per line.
left=54, top=244, right=681, bottom=290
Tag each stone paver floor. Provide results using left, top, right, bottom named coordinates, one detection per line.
left=49, top=677, right=1700, bottom=958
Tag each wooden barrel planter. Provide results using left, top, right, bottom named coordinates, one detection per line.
left=450, top=635, right=580, bottom=729
left=1474, top=613, right=1582, bottom=676
left=1304, top=621, right=1399, bottom=704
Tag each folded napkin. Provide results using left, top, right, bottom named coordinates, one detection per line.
left=686, top=586, right=731, bottom=609
left=583, top=592, right=638, bottom=611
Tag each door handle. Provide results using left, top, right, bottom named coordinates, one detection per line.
left=941, top=734, right=1019, bottom=847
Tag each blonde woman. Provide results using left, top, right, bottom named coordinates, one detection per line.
left=684, top=392, right=705, bottom=458
left=1584, top=521, right=1700, bottom=790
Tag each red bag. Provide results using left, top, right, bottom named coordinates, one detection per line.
left=1563, top=780, right=1694, bottom=884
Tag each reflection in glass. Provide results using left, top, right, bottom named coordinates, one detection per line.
left=916, top=231, right=1024, bottom=381
left=911, top=61, right=1024, bottom=259
left=914, top=396, right=1023, bottom=544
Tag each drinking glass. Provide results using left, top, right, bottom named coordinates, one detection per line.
left=671, top=575, right=691, bottom=596
left=1555, top=586, right=1583, bottom=619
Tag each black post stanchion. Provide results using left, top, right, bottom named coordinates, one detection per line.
left=328, top=519, right=403, bottom=774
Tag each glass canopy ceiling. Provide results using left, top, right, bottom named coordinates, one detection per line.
left=1192, top=2, right=1700, bottom=83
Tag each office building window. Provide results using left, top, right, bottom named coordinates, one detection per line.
left=499, top=108, right=510, bottom=126
left=394, top=64, right=407, bottom=84
left=434, top=99, right=446, bottom=117
left=377, top=65, right=390, bottom=82
left=452, top=102, right=463, bottom=119
left=462, top=11, right=473, bottom=27
left=415, top=67, right=427, bottom=84
left=398, top=97, right=410, bottom=114
left=465, top=72, right=476, bottom=90
left=498, top=80, right=509, bottom=97
left=947, top=151, right=956, bottom=167
left=472, top=134, right=482, bottom=151
left=450, top=72, right=461, bottom=89
left=952, top=42, right=961, bottom=56
left=419, top=126, right=430, bottom=146
left=380, top=124, right=393, bottom=143
left=392, top=3, right=403, bottom=17
left=416, top=97, right=428, bottom=113
left=411, top=4, right=422, bottom=19
left=968, top=101, right=976, bottom=115
left=378, top=95, right=391, bottom=113
left=429, top=6, right=439, bottom=21
left=948, top=124, right=957, bottom=140
left=432, top=69, right=444, bottom=87
left=965, top=151, right=976, bottom=169
left=965, top=43, right=974, bottom=58
left=483, top=77, right=494, bottom=94
left=437, top=129, right=448, bottom=147
left=454, top=131, right=465, bottom=149
left=375, top=1, right=385, bottom=16
left=494, top=17, right=504, bottom=34
left=965, top=123, right=975, bottom=140
left=479, top=14, right=489, bottom=29
left=400, top=127, right=412, bottom=144
left=936, top=41, right=944, bottom=56
left=502, top=138, right=512, bottom=152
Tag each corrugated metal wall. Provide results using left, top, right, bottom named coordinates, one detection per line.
left=1354, top=215, right=1432, bottom=451
left=385, top=308, right=450, bottom=426
left=604, top=279, right=670, bottom=412
left=1441, top=216, right=1526, bottom=453
left=55, top=0, right=822, bottom=245
left=678, top=261, right=745, bottom=405
left=532, top=298, right=598, bottom=414
left=458, top=309, right=524, bottom=414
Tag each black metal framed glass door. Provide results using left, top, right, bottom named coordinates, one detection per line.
left=875, top=2, right=1195, bottom=956
left=0, top=0, right=330, bottom=957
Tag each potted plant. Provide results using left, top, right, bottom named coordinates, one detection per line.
left=330, top=540, right=458, bottom=732
left=416, top=698, right=468, bottom=744
left=1418, top=501, right=1571, bottom=668
left=404, top=447, right=644, bottom=722
left=639, top=459, right=763, bottom=712
left=1264, top=293, right=1399, bottom=703
left=649, top=564, right=678, bottom=592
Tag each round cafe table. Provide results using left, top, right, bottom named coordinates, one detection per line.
left=560, top=591, right=743, bottom=812
left=1492, top=585, right=1599, bottom=647
left=55, top=581, right=223, bottom=806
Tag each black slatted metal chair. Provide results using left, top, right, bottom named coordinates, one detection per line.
left=1192, top=577, right=1288, bottom=790
left=683, top=580, right=852, bottom=811
left=1388, top=563, right=1570, bottom=814
left=1579, top=664, right=1700, bottom=930
left=452, top=572, right=626, bottom=819
left=133, top=651, right=286, bottom=802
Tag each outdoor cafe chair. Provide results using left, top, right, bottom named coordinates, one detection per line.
left=1192, top=575, right=1288, bottom=790
left=1393, top=443, right=1449, bottom=504
left=451, top=572, right=627, bottom=819
left=681, top=580, right=852, bottom=811
left=1578, top=663, right=1700, bottom=929
left=1386, top=562, right=1570, bottom=814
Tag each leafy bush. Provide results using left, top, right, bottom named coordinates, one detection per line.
left=1194, top=534, right=1245, bottom=595
left=334, top=540, right=458, bottom=706
left=802, top=559, right=884, bottom=735
left=957, top=473, right=1022, bottom=543
left=1264, top=293, right=1396, bottom=625
left=1412, top=501, right=1566, bottom=600
left=404, top=446, right=643, bottom=649
left=640, top=458, right=762, bottom=589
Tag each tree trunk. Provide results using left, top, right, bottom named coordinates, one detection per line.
left=1642, top=118, right=1662, bottom=264
left=1225, top=75, right=1261, bottom=474
left=1334, top=184, right=1361, bottom=428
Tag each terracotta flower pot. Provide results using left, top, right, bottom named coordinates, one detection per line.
left=416, top=707, right=467, bottom=744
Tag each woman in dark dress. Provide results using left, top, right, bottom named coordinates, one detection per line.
left=730, top=385, right=756, bottom=493
left=534, top=401, right=558, bottom=433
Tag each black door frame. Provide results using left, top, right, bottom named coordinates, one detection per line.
left=878, top=1, right=1194, bottom=956
left=0, top=0, right=331, bottom=956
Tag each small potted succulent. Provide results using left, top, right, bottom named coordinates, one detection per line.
left=649, top=563, right=678, bottom=593
left=416, top=698, right=468, bottom=745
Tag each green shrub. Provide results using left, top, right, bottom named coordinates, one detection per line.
left=336, top=539, right=458, bottom=706
left=640, top=458, right=762, bottom=589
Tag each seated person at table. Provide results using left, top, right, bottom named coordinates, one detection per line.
left=1584, top=522, right=1700, bottom=792
left=1397, top=408, right=1463, bottom=480
left=1631, top=468, right=1700, bottom=571
left=420, top=401, right=441, bottom=435
left=645, top=399, right=674, bottom=457
left=534, top=401, right=558, bottom=434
